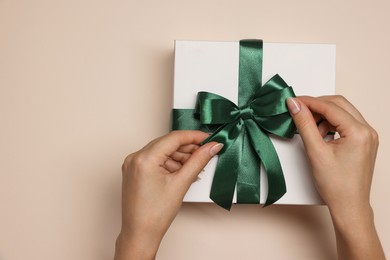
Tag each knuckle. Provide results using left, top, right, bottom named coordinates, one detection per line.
left=122, top=152, right=149, bottom=174
left=123, top=153, right=134, bottom=165
left=369, top=127, right=379, bottom=146
left=189, top=150, right=207, bottom=170
left=169, top=130, right=182, bottom=139
left=170, top=130, right=179, bottom=135
left=191, top=160, right=205, bottom=174
left=352, top=125, right=379, bottom=146
left=334, top=95, right=347, bottom=102
left=122, top=153, right=134, bottom=173
left=332, top=95, right=348, bottom=106
left=294, top=114, right=312, bottom=131
left=131, top=153, right=147, bottom=170
left=360, top=127, right=371, bottom=140
left=167, top=130, right=181, bottom=141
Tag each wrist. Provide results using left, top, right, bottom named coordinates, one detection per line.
left=328, top=200, right=374, bottom=236
left=114, top=231, right=160, bottom=260
left=328, top=202, right=385, bottom=259
left=328, top=199, right=373, bottom=226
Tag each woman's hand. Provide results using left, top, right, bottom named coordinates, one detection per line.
left=114, top=130, right=223, bottom=260
left=286, top=95, right=385, bottom=260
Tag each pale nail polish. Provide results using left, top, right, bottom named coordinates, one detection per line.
left=209, top=143, right=224, bottom=156
left=286, top=97, right=301, bottom=115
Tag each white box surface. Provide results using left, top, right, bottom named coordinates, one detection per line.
left=174, top=40, right=336, bottom=205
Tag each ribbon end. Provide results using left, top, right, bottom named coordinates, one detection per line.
left=263, top=190, right=286, bottom=207
left=211, top=197, right=233, bottom=211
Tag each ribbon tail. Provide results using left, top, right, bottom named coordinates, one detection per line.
left=209, top=140, right=240, bottom=210
left=245, top=120, right=287, bottom=206
left=208, top=121, right=244, bottom=210
left=236, top=126, right=260, bottom=204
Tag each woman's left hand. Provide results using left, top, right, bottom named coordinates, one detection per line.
left=115, top=130, right=223, bottom=260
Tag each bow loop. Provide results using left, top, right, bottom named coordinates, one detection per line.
left=195, top=92, right=239, bottom=124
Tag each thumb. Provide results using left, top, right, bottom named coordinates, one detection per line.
left=286, top=97, right=325, bottom=153
left=177, top=142, right=223, bottom=187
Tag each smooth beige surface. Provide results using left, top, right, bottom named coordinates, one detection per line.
left=0, top=1, right=389, bottom=259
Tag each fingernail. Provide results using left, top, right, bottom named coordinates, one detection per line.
left=286, top=97, right=301, bottom=115
left=209, top=143, right=224, bottom=156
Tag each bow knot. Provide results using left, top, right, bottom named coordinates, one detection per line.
left=238, top=105, right=253, bottom=120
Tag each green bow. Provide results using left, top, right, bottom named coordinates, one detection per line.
left=172, top=40, right=297, bottom=210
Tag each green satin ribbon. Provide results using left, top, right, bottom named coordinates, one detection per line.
left=172, top=39, right=297, bottom=210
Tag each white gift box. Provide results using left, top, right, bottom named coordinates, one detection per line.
left=173, top=40, right=336, bottom=205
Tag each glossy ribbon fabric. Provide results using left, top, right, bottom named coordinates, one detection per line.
left=172, top=40, right=297, bottom=210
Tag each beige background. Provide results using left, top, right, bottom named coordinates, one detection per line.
left=0, top=0, right=389, bottom=259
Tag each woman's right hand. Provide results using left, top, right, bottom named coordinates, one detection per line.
left=287, top=95, right=378, bottom=213
left=286, top=95, right=385, bottom=260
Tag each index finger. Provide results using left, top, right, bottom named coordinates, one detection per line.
left=298, top=97, right=361, bottom=138
left=301, top=95, right=367, bottom=124
left=149, top=130, right=209, bottom=156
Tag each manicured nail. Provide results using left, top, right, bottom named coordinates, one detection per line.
left=286, top=97, right=301, bottom=115
left=209, top=143, right=224, bottom=156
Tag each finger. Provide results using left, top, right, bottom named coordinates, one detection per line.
left=177, top=144, right=200, bottom=153
left=301, top=95, right=367, bottom=124
left=286, top=97, right=325, bottom=153
left=171, top=151, right=191, bottom=164
left=318, top=95, right=366, bottom=123
left=176, top=142, right=223, bottom=187
left=313, top=113, right=323, bottom=124
left=149, top=130, right=209, bottom=156
left=164, top=158, right=183, bottom=173
left=297, top=97, right=361, bottom=138
left=318, top=120, right=332, bottom=138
